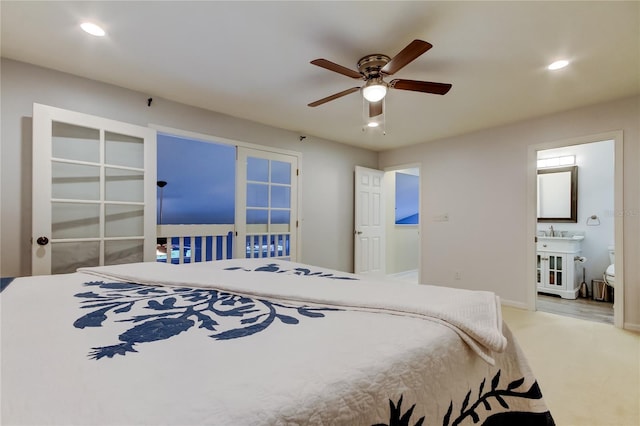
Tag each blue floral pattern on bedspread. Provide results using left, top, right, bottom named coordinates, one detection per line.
left=223, top=262, right=359, bottom=279
left=74, top=274, right=340, bottom=360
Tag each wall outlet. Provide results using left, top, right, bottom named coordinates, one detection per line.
left=454, top=271, right=461, bottom=280
left=433, top=213, right=449, bottom=222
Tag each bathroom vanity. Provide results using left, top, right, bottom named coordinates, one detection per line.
left=536, top=235, right=584, bottom=299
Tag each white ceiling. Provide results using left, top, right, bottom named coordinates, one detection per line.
left=2, top=1, right=638, bottom=151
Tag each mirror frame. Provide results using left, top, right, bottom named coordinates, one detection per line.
left=537, top=165, right=578, bottom=223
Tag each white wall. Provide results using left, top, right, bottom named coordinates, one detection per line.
left=537, top=140, right=615, bottom=289
left=0, top=59, right=378, bottom=277
left=379, top=96, right=640, bottom=329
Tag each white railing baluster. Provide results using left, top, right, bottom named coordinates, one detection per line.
left=157, top=225, right=287, bottom=263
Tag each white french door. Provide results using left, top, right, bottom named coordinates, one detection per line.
left=32, top=104, right=156, bottom=275
left=354, top=166, right=385, bottom=276
left=235, top=147, right=298, bottom=261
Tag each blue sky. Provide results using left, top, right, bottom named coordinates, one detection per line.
left=157, top=134, right=235, bottom=224
left=158, top=133, right=417, bottom=226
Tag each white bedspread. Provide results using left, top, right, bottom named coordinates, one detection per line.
left=1, top=259, right=553, bottom=426
left=80, top=260, right=506, bottom=364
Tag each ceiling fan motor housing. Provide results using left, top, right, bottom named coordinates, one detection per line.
left=357, top=54, right=391, bottom=79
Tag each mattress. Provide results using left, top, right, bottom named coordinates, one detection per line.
left=0, top=259, right=554, bottom=425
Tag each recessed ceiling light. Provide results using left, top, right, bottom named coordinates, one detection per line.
left=81, top=22, right=106, bottom=37
left=548, top=60, right=569, bottom=70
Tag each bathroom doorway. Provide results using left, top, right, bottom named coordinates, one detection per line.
left=529, top=132, right=624, bottom=327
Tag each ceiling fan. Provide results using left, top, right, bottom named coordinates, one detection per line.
left=308, top=39, right=452, bottom=118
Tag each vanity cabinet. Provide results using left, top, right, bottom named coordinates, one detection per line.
left=536, top=236, right=583, bottom=299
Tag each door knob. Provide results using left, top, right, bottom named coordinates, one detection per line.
left=36, top=236, right=49, bottom=246
left=355, top=231, right=363, bottom=235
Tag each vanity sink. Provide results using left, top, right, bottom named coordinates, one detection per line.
left=537, top=235, right=584, bottom=252
left=537, top=235, right=584, bottom=241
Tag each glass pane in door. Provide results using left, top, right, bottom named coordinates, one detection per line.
left=51, top=241, right=100, bottom=274
left=105, top=132, right=144, bottom=169
left=52, top=162, right=100, bottom=200
left=271, top=186, right=290, bottom=208
left=52, top=122, right=100, bottom=163
left=247, top=157, right=269, bottom=182
left=271, top=160, right=291, bottom=184
left=271, top=210, right=290, bottom=227
left=247, top=183, right=269, bottom=207
left=105, top=240, right=144, bottom=265
left=105, top=204, right=144, bottom=237
left=105, top=168, right=144, bottom=202
left=52, top=202, right=100, bottom=239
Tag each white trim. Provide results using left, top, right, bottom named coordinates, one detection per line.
left=612, top=132, right=624, bottom=329
left=383, top=162, right=422, bottom=284
left=386, top=269, right=418, bottom=282
left=527, top=130, right=624, bottom=329
left=623, top=322, right=640, bottom=333
left=150, top=124, right=302, bottom=158
left=500, top=299, right=529, bottom=310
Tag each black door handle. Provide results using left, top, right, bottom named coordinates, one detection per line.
left=36, top=236, right=49, bottom=246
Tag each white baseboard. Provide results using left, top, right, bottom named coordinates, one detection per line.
left=623, top=322, right=640, bottom=333
left=500, top=299, right=529, bottom=310
left=386, top=270, right=418, bottom=283
left=387, top=269, right=418, bottom=278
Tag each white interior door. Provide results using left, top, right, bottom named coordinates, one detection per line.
left=32, top=104, right=156, bottom=275
left=354, top=166, right=385, bottom=276
left=235, top=147, right=299, bottom=261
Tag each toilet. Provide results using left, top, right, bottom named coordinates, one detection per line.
left=603, top=245, right=615, bottom=288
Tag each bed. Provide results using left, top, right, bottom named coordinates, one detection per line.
left=1, top=259, right=554, bottom=426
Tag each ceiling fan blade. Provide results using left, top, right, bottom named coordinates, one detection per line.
left=369, top=101, right=383, bottom=117
left=390, top=79, right=452, bottom=95
left=308, top=87, right=360, bottom=107
left=381, top=39, right=433, bottom=75
left=310, top=59, right=362, bottom=79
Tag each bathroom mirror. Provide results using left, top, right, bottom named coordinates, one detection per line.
left=537, top=166, right=578, bottom=223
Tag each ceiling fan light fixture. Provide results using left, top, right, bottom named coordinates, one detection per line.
left=362, top=80, right=387, bottom=102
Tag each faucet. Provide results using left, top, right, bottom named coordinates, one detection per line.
left=549, top=226, right=554, bottom=237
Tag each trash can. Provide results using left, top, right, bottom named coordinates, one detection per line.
left=592, top=279, right=613, bottom=302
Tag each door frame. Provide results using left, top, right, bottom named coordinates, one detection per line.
left=383, top=163, right=421, bottom=283
left=526, top=130, right=624, bottom=328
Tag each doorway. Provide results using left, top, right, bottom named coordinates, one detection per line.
left=156, top=130, right=301, bottom=263
left=529, top=132, right=624, bottom=328
left=384, top=166, right=420, bottom=283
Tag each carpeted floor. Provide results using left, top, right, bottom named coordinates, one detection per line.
left=502, top=306, right=640, bottom=426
